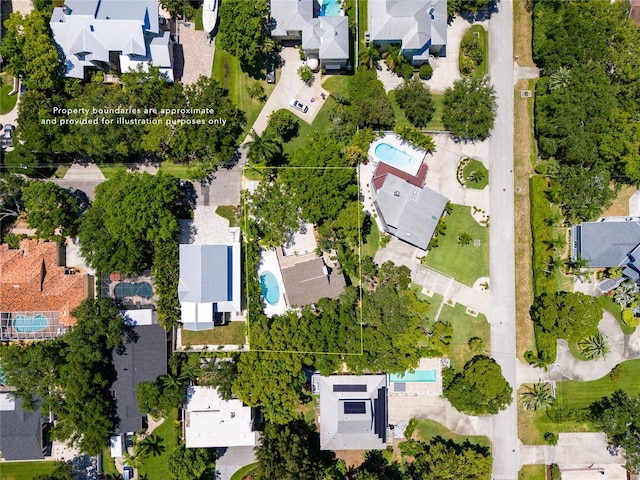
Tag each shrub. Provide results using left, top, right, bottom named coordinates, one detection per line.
left=622, top=309, right=639, bottom=327
left=544, top=431, right=558, bottom=445
left=398, top=439, right=423, bottom=457
left=609, top=364, right=623, bottom=381
left=468, top=337, right=485, bottom=354
left=404, top=418, right=418, bottom=438
left=298, top=65, right=313, bottom=84
left=459, top=55, right=476, bottom=76
left=461, top=33, right=483, bottom=65
left=533, top=323, right=557, bottom=365
left=419, top=63, right=433, bottom=80
left=3, top=233, right=25, bottom=249
left=267, top=110, right=299, bottom=142
left=397, top=62, right=414, bottom=80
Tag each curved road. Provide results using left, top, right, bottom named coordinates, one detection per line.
left=487, top=1, right=517, bottom=479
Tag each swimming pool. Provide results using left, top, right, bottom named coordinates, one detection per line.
left=389, top=369, right=437, bottom=383
left=13, top=314, right=48, bottom=333
left=319, top=0, right=342, bottom=16
left=114, top=282, right=153, bottom=299
left=260, top=271, right=280, bottom=305
left=374, top=142, right=423, bottom=176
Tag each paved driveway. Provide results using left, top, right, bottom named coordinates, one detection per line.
left=248, top=47, right=329, bottom=136
left=215, top=446, right=257, bottom=480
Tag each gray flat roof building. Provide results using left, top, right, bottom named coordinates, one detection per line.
left=314, top=374, right=388, bottom=451
left=572, top=219, right=640, bottom=267
left=373, top=174, right=447, bottom=250
left=0, top=394, right=47, bottom=461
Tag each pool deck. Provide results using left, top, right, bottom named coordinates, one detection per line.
left=257, top=248, right=288, bottom=317
left=388, top=357, right=443, bottom=396
left=368, top=134, right=427, bottom=178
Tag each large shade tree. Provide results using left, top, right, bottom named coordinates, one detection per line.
left=442, top=77, right=497, bottom=142
left=22, top=181, right=79, bottom=238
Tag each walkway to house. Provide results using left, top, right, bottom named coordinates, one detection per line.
left=172, top=16, right=215, bottom=84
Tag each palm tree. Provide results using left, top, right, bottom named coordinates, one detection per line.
left=564, top=257, right=589, bottom=275
left=383, top=44, right=407, bottom=73
left=468, top=169, right=486, bottom=184
left=578, top=333, right=610, bottom=360
left=244, top=129, right=282, bottom=166
left=138, top=434, right=166, bottom=457
left=520, top=382, right=555, bottom=411
left=261, top=37, right=278, bottom=55
left=358, top=45, right=380, bottom=69
left=549, top=66, right=571, bottom=91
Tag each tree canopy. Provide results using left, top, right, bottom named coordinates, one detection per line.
left=394, top=78, right=435, bottom=128
left=442, top=77, right=496, bottom=142
left=530, top=291, right=602, bottom=343
left=22, top=182, right=79, bottom=238
left=443, top=355, right=513, bottom=415
left=407, top=436, right=492, bottom=479
left=348, top=67, right=395, bottom=130
left=78, top=171, right=180, bottom=275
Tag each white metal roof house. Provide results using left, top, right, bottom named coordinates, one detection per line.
left=270, top=0, right=349, bottom=69
left=368, top=0, right=447, bottom=65
left=50, top=0, right=174, bottom=81
left=313, top=374, right=388, bottom=451
left=178, top=243, right=241, bottom=331
left=182, top=386, right=258, bottom=448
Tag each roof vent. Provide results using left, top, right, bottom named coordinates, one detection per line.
left=394, top=191, right=400, bottom=197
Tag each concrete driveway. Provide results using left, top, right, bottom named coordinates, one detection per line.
left=215, top=446, right=256, bottom=480
left=248, top=47, right=330, bottom=136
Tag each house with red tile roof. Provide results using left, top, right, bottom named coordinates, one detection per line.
left=0, top=240, right=92, bottom=340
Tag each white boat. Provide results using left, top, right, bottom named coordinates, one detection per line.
left=202, top=0, right=218, bottom=34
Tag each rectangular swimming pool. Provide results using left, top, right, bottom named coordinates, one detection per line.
left=319, top=0, right=342, bottom=16
left=388, top=369, right=437, bottom=383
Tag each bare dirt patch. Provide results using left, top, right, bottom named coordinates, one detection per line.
left=514, top=0, right=535, bottom=67
left=514, top=78, right=536, bottom=359
left=602, top=185, right=637, bottom=218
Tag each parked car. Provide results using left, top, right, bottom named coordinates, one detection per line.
left=289, top=99, right=308, bottom=113
left=123, top=466, right=133, bottom=480
left=3, top=124, right=15, bottom=147
left=125, top=432, right=134, bottom=449
left=266, top=61, right=276, bottom=84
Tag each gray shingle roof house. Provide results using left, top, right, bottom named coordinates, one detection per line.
left=373, top=174, right=448, bottom=250
left=111, top=324, right=167, bottom=434
left=280, top=257, right=346, bottom=306
left=368, top=0, right=447, bottom=64
left=270, top=0, right=349, bottom=69
left=0, top=394, right=49, bottom=461
left=572, top=218, right=640, bottom=289
left=178, top=243, right=241, bottom=331
left=313, top=374, right=388, bottom=451
left=50, top=0, right=174, bottom=81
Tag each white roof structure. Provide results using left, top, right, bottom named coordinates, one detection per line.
left=110, top=434, right=123, bottom=458
left=178, top=243, right=241, bottom=331
left=120, top=309, right=155, bottom=326
left=183, top=386, right=258, bottom=448
left=50, top=0, right=174, bottom=81
left=314, top=374, right=388, bottom=451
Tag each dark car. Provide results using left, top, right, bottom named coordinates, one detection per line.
left=3, top=124, right=15, bottom=147
left=266, top=61, right=276, bottom=84
left=125, top=432, right=134, bottom=449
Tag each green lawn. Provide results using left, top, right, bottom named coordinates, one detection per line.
left=242, top=166, right=266, bottom=181
left=598, top=295, right=635, bottom=335
left=230, top=462, right=259, bottom=480
left=99, top=164, right=127, bottom=179
left=422, top=204, right=489, bottom=286
left=462, top=159, right=489, bottom=190
left=469, top=25, right=489, bottom=79
left=322, top=75, right=349, bottom=95
left=181, top=322, right=247, bottom=346
left=158, top=161, right=198, bottom=179
left=138, top=412, right=179, bottom=479
left=388, top=90, right=445, bottom=131
left=413, top=419, right=491, bottom=449
left=194, top=5, right=203, bottom=30
left=409, top=287, right=442, bottom=325
left=0, top=461, right=59, bottom=480
left=518, top=465, right=546, bottom=480
left=216, top=205, right=240, bottom=227
left=0, top=83, right=18, bottom=114
left=357, top=0, right=368, bottom=50
left=435, top=302, right=491, bottom=370
left=362, top=219, right=380, bottom=258
left=556, top=359, right=640, bottom=409
left=282, top=96, right=336, bottom=155
left=211, top=37, right=276, bottom=136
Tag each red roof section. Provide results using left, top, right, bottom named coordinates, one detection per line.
left=0, top=240, right=86, bottom=326
left=371, top=162, right=428, bottom=192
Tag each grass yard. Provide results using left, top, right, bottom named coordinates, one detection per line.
left=422, top=204, right=489, bottom=287
left=194, top=5, right=203, bottom=30
left=518, top=465, right=546, bottom=480
left=409, top=286, right=442, bottom=326
left=322, top=75, right=349, bottom=95
left=0, top=83, right=18, bottom=114
left=0, top=461, right=59, bottom=480
left=436, top=302, right=491, bottom=370
left=388, top=90, right=412, bottom=128
left=413, top=419, right=491, bottom=449
left=357, top=0, right=368, bottom=49
left=513, top=0, right=535, bottom=66
left=361, top=219, right=380, bottom=258
left=158, top=161, right=198, bottom=179
left=556, top=359, right=640, bottom=409
left=517, top=395, right=591, bottom=444
left=282, top=96, right=336, bottom=155
left=230, top=462, right=259, bottom=480
left=462, top=159, right=489, bottom=190
left=211, top=37, right=276, bottom=136
left=216, top=205, right=240, bottom=227
left=138, top=412, right=180, bottom=479
left=468, top=25, right=489, bottom=79
left=102, top=445, right=119, bottom=475
left=181, top=322, right=247, bottom=346
left=99, top=164, right=127, bottom=179
left=602, top=185, right=636, bottom=217
left=388, top=90, right=445, bottom=131
left=598, top=295, right=635, bottom=335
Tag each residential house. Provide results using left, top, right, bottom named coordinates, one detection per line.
left=182, top=386, right=259, bottom=448
left=270, top=0, right=349, bottom=70
left=111, top=324, right=167, bottom=434
left=312, top=374, right=388, bottom=451
left=178, top=243, right=241, bottom=331
left=368, top=0, right=447, bottom=64
left=571, top=217, right=640, bottom=291
left=0, top=239, right=92, bottom=341
left=50, top=0, right=174, bottom=81
left=372, top=168, right=448, bottom=251
left=0, top=394, right=50, bottom=461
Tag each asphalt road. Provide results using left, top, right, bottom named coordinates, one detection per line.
left=487, top=1, right=518, bottom=479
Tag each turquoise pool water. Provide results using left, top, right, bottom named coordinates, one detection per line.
left=13, top=314, right=48, bottom=333
left=320, top=0, right=341, bottom=16
left=260, top=271, right=280, bottom=305
left=374, top=142, right=421, bottom=176
left=114, top=282, right=153, bottom=299
left=389, top=369, right=437, bottom=383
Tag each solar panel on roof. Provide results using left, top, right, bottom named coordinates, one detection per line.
left=343, top=401, right=366, bottom=414
left=333, top=384, right=367, bottom=392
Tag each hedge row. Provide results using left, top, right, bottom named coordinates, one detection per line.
left=530, top=175, right=555, bottom=296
